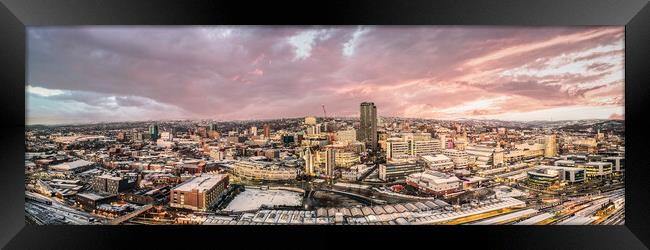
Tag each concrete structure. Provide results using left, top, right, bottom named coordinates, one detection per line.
left=583, top=162, right=613, bottom=177
left=48, top=160, right=95, bottom=174
left=75, top=192, right=116, bottom=211
left=335, top=129, right=357, bottom=145
left=92, top=175, right=136, bottom=194
left=303, top=148, right=316, bottom=176
left=386, top=140, right=411, bottom=160
left=419, top=154, right=454, bottom=171
left=544, top=134, right=558, bottom=157
left=334, top=151, right=360, bottom=168
left=325, top=147, right=336, bottom=177
left=603, top=156, right=624, bottom=172
left=379, top=162, right=423, bottom=181
left=465, top=144, right=504, bottom=168
left=534, top=165, right=586, bottom=183
left=233, top=160, right=297, bottom=181
left=443, top=149, right=468, bottom=169
left=358, top=102, right=378, bottom=151
left=405, top=170, right=462, bottom=195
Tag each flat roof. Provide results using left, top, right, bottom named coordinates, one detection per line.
left=421, top=154, right=451, bottom=162
left=49, top=159, right=94, bottom=170
left=77, top=192, right=106, bottom=201
left=409, top=170, right=461, bottom=184
left=172, top=174, right=228, bottom=192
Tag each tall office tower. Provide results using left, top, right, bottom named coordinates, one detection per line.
left=545, top=134, right=558, bottom=157
left=358, top=102, right=378, bottom=151
left=305, top=116, right=317, bottom=125
left=209, top=123, right=218, bottom=132
left=263, top=124, right=270, bottom=138
left=250, top=126, right=258, bottom=137
left=149, top=124, right=159, bottom=141
left=325, top=147, right=336, bottom=177
left=303, top=148, right=316, bottom=176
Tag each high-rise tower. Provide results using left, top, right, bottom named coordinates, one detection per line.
left=358, top=102, right=377, bottom=151
left=149, top=124, right=159, bottom=142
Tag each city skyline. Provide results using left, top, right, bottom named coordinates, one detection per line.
left=27, top=26, right=624, bottom=125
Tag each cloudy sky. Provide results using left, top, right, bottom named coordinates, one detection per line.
left=27, top=26, right=624, bottom=125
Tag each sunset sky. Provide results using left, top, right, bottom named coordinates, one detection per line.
left=27, top=26, right=624, bottom=125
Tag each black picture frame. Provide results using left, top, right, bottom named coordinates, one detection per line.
left=1, top=0, right=648, bottom=249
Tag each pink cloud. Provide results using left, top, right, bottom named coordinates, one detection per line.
left=27, top=26, right=624, bottom=124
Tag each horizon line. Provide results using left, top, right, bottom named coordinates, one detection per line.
left=25, top=115, right=625, bottom=127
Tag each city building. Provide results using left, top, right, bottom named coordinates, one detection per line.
left=536, top=165, right=586, bottom=183
left=303, top=148, right=316, bottom=176
left=442, top=149, right=468, bottom=169
left=411, top=140, right=439, bottom=156
left=465, top=144, right=505, bottom=168
left=170, top=174, right=229, bottom=211
left=75, top=192, right=116, bottom=211
left=603, top=156, right=624, bottom=172
left=48, top=159, right=95, bottom=174
left=304, top=116, right=317, bottom=125
left=386, top=140, right=411, bottom=160
left=554, top=160, right=576, bottom=167
left=149, top=124, right=159, bottom=142
left=334, top=151, right=360, bottom=168
left=325, top=147, right=336, bottom=177
left=341, top=164, right=373, bottom=181
left=405, top=170, right=462, bottom=195
left=263, top=124, right=270, bottom=138
left=527, top=165, right=586, bottom=189
left=378, top=162, right=423, bottom=181
left=358, top=102, right=378, bottom=151
left=92, top=174, right=136, bottom=194
left=583, top=162, right=614, bottom=177
left=419, top=154, right=454, bottom=171
left=544, top=134, right=558, bottom=157
left=526, top=167, right=561, bottom=189
left=233, top=160, right=298, bottom=181
left=335, top=129, right=357, bottom=145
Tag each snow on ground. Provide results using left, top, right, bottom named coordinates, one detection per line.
left=493, top=185, right=527, bottom=198
left=225, top=188, right=303, bottom=212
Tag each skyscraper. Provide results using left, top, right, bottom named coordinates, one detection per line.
left=149, top=124, right=159, bottom=141
left=545, top=134, right=558, bottom=157
left=358, top=102, right=377, bottom=151
left=325, top=147, right=336, bottom=177
left=263, top=124, right=270, bottom=138
left=209, top=123, right=218, bottom=132
left=303, top=148, right=315, bottom=176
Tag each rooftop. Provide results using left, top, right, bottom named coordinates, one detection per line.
left=77, top=192, right=107, bottom=201
left=421, top=154, right=451, bottom=162
left=49, top=159, right=94, bottom=171
left=408, top=170, right=460, bottom=184
left=172, top=174, right=228, bottom=192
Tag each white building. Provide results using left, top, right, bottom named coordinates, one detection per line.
left=465, top=144, right=504, bottom=168
left=335, top=129, right=357, bottom=145
left=443, top=149, right=468, bottom=169
left=387, top=140, right=411, bottom=160
left=233, top=160, right=297, bottom=181
left=405, top=170, right=462, bottom=195
left=419, top=154, right=454, bottom=171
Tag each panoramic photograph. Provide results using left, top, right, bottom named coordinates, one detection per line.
left=25, top=26, right=624, bottom=225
